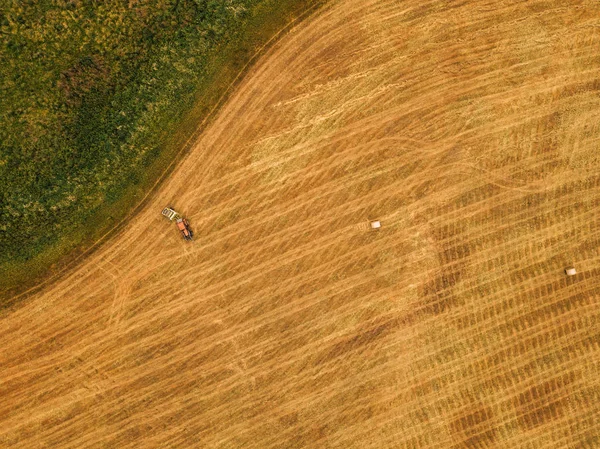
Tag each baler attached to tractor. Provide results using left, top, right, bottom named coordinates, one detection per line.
left=161, top=207, right=193, bottom=241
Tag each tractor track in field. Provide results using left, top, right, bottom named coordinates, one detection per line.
left=2, top=0, right=600, bottom=447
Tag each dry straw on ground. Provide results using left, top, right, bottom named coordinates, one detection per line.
left=1, top=0, right=600, bottom=447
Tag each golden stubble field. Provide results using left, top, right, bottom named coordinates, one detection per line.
left=2, top=0, right=600, bottom=447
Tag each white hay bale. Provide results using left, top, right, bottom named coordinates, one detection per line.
left=371, top=220, right=381, bottom=229
left=565, top=267, right=577, bottom=276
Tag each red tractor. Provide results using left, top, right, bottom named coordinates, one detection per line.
left=161, top=207, right=193, bottom=241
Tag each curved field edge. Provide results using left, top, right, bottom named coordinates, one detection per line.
left=0, top=0, right=326, bottom=304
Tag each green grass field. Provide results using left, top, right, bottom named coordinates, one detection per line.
left=0, top=0, right=322, bottom=297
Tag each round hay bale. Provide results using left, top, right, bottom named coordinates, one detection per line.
left=565, top=267, right=577, bottom=276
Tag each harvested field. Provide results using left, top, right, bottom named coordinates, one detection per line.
left=2, top=0, right=600, bottom=447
